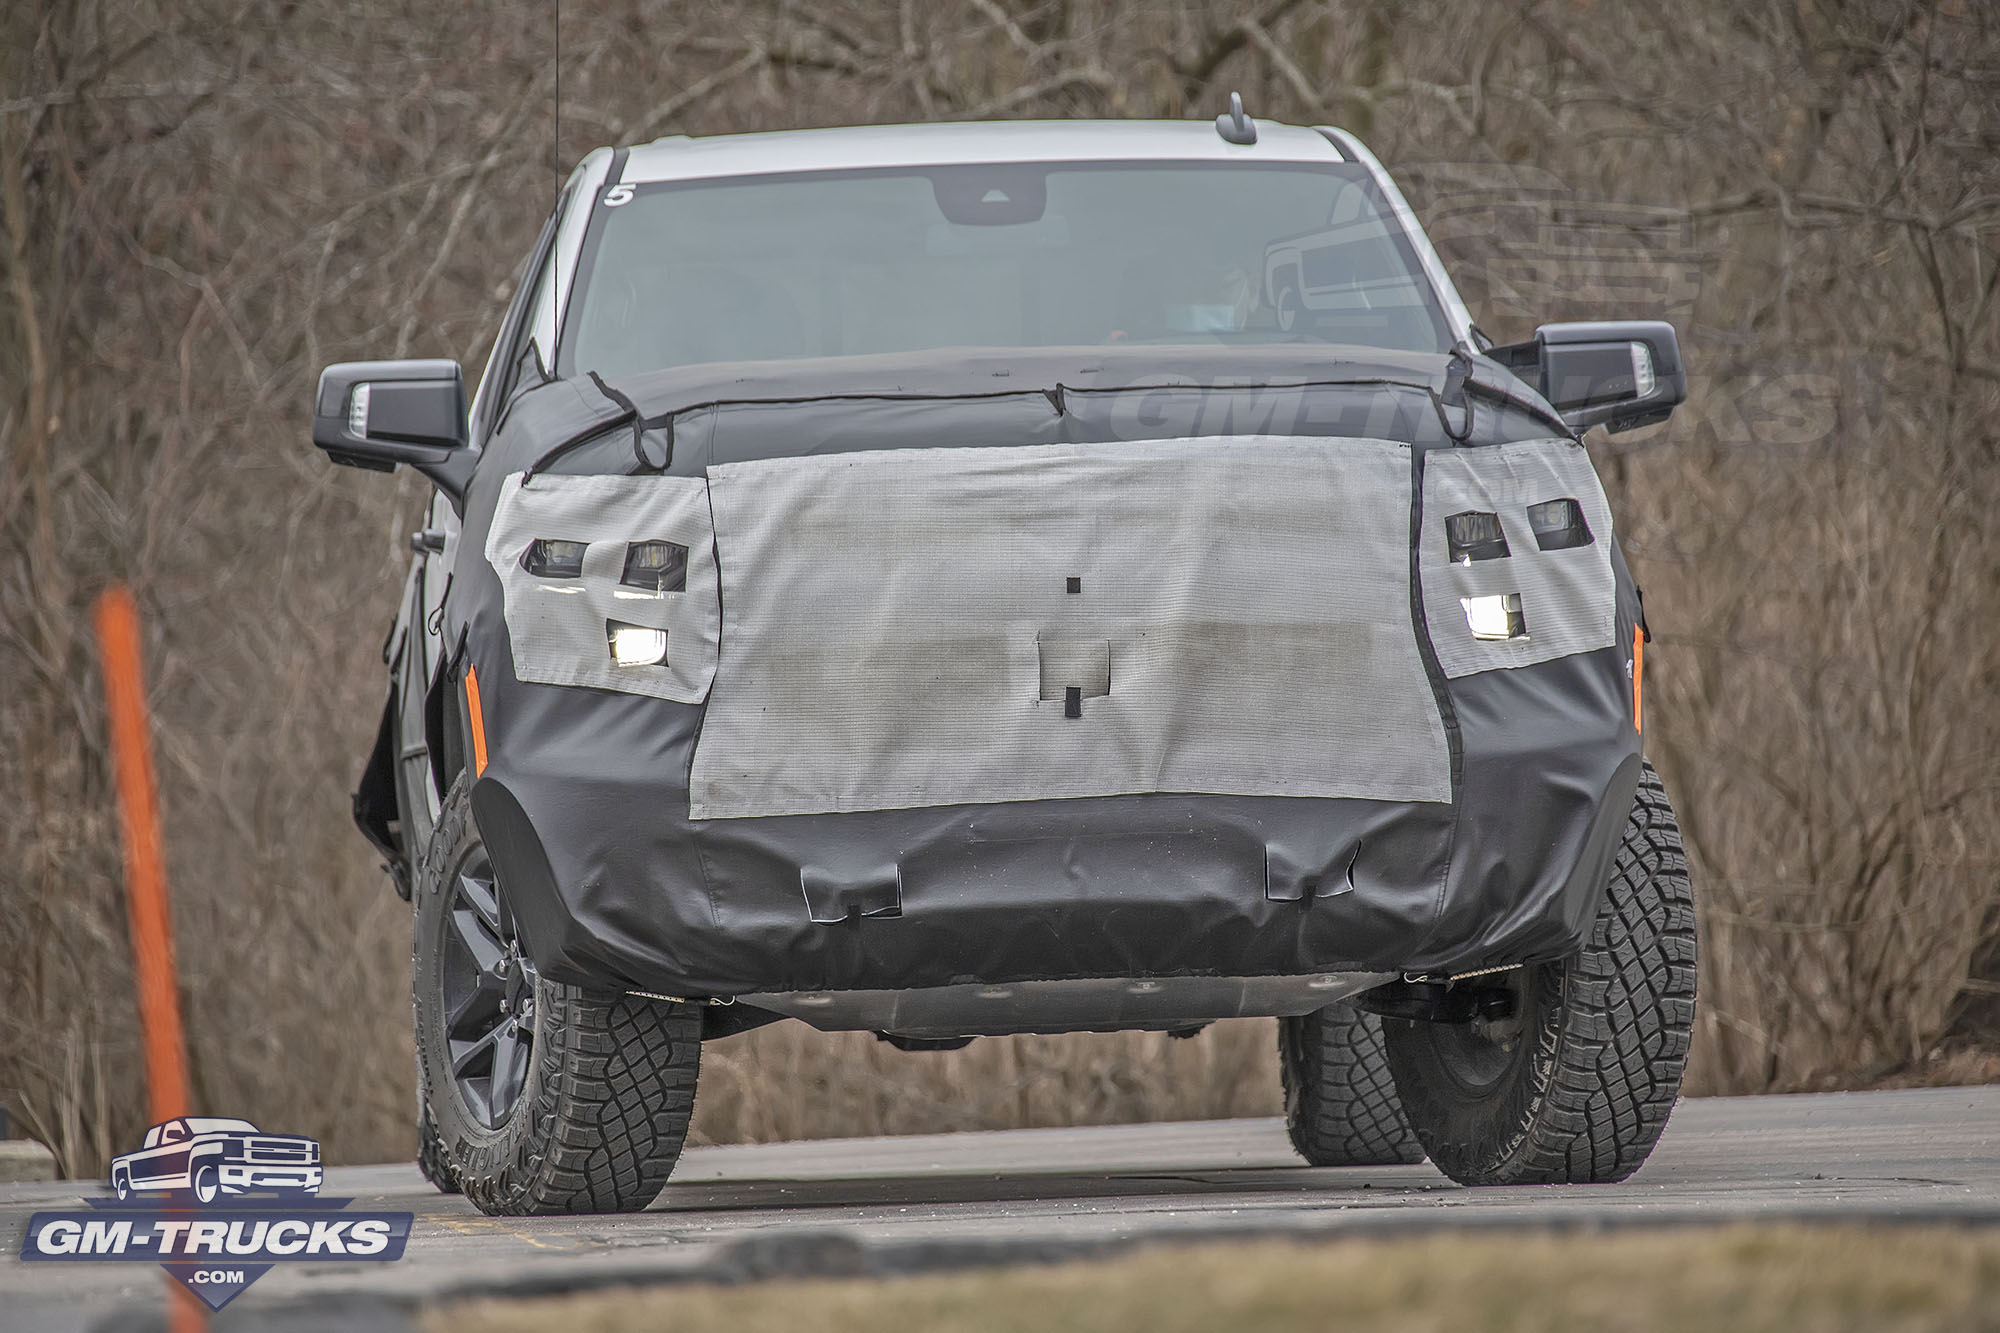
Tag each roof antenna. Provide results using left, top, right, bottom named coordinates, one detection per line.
left=553, top=0, right=562, bottom=193
left=551, top=0, right=562, bottom=308
left=1215, top=91, right=1257, bottom=145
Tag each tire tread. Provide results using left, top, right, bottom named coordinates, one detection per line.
left=1385, top=761, right=1698, bottom=1185
left=1279, top=1002, right=1426, bottom=1167
left=413, top=778, right=701, bottom=1216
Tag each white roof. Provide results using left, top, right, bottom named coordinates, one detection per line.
left=621, top=119, right=1348, bottom=184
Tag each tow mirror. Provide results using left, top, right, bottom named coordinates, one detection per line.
left=1489, top=320, right=1687, bottom=434
left=312, top=359, right=474, bottom=502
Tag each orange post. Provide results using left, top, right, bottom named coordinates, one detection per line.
left=94, top=585, right=192, bottom=1124
left=164, top=1283, right=210, bottom=1333
left=94, top=586, right=206, bottom=1333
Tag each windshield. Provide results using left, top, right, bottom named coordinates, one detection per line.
left=561, top=161, right=1451, bottom=379
left=182, top=1117, right=257, bottom=1134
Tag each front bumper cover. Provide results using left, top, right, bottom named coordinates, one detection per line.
left=219, top=1164, right=323, bottom=1192
left=468, top=641, right=1641, bottom=1012
left=443, top=407, right=1648, bottom=1023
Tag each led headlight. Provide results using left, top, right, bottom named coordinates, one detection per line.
left=520, top=538, right=587, bottom=579
left=1444, top=510, right=1510, bottom=564
left=606, top=620, right=668, bottom=667
left=1527, top=497, right=1593, bottom=551
left=620, top=540, right=688, bottom=593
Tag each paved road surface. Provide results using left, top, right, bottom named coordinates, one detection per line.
left=3, top=1086, right=1995, bottom=1331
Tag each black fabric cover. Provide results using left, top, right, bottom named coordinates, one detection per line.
left=437, top=345, right=1644, bottom=999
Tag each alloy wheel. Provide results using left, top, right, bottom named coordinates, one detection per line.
left=438, top=850, right=538, bottom=1129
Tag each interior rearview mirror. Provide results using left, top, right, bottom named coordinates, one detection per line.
left=312, top=359, right=474, bottom=502
left=1489, top=320, right=1687, bottom=434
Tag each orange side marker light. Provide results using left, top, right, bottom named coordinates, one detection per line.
left=1632, top=627, right=1644, bottom=734
left=465, top=664, right=490, bottom=776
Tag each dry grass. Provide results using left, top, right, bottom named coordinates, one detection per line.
left=430, top=1224, right=2000, bottom=1333
left=1863, top=1047, right=2000, bottom=1094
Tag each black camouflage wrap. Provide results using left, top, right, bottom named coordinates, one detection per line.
left=425, top=345, right=1645, bottom=1006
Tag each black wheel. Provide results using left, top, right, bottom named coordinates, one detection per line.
left=416, top=1097, right=459, bottom=1195
left=414, top=777, right=702, bottom=1215
left=192, top=1163, right=220, bottom=1205
left=1382, top=761, right=1697, bottom=1185
left=1278, top=1001, right=1425, bottom=1166
left=112, top=1167, right=132, bottom=1201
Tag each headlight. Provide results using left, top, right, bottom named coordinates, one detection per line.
left=519, top=538, right=587, bottom=579
left=1444, top=510, right=1510, bottom=563
left=1526, top=498, right=1593, bottom=551
left=620, top=540, right=688, bottom=593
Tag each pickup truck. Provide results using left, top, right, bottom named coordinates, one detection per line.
left=316, top=107, right=1696, bottom=1216
left=109, top=1117, right=322, bottom=1203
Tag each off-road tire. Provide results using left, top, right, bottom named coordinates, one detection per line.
left=1382, top=761, right=1697, bottom=1185
left=1278, top=1001, right=1425, bottom=1166
left=416, top=1098, right=460, bottom=1195
left=414, top=778, right=702, bottom=1215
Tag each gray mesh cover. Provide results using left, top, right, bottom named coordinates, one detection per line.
left=485, top=472, right=720, bottom=703
left=690, top=436, right=1451, bottom=820
left=1420, top=439, right=1617, bottom=679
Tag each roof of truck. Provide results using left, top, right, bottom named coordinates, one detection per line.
left=620, top=118, right=1349, bottom=185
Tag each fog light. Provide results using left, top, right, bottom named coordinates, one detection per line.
left=347, top=383, right=371, bottom=436
left=520, top=538, right=587, bottom=579
left=1462, top=593, right=1527, bottom=641
left=606, top=620, right=667, bottom=667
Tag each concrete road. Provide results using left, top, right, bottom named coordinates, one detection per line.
left=3, top=1086, right=1995, bottom=1331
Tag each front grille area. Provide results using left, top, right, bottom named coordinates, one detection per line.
left=246, top=1138, right=314, bottom=1162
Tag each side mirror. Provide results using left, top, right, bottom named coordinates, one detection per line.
left=1490, top=320, right=1687, bottom=434
left=312, top=360, right=474, bottom=501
